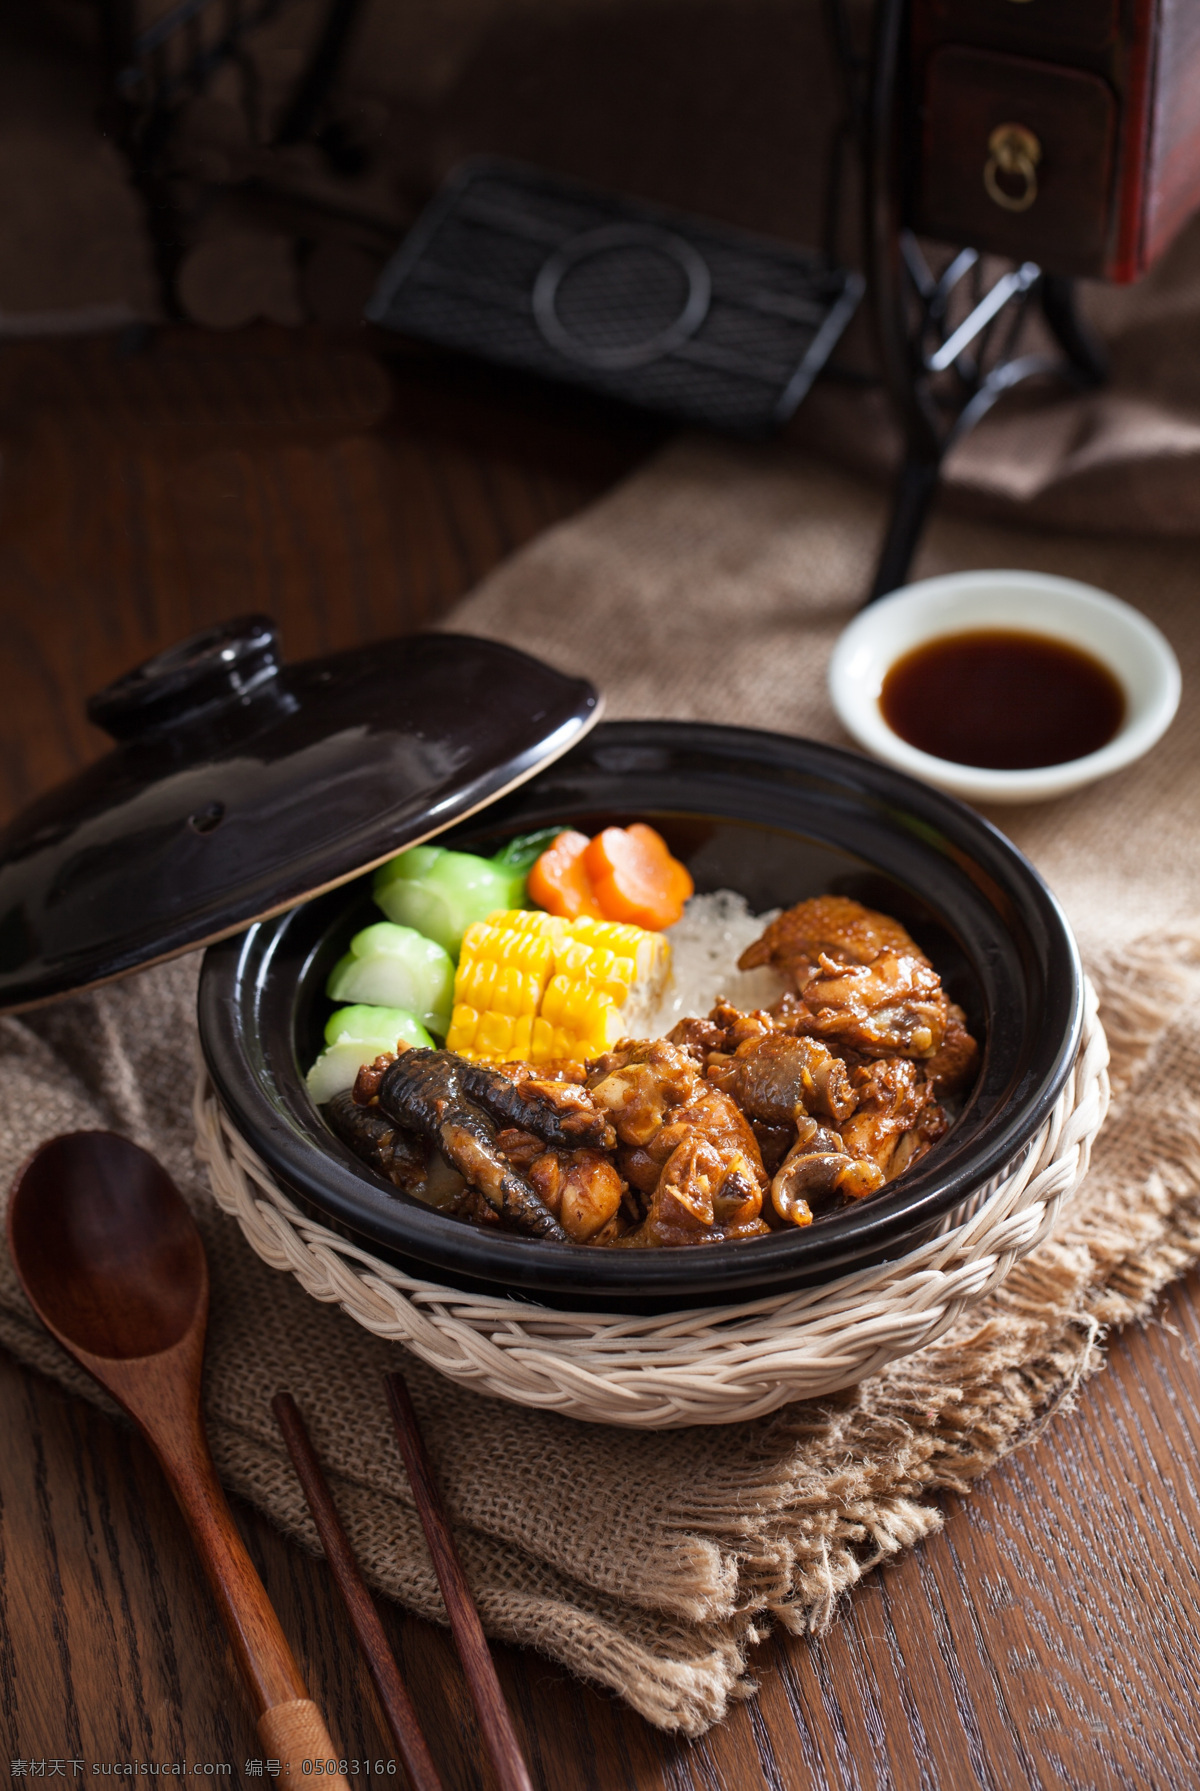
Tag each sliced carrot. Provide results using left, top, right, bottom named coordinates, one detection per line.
left=582, top=824, right=694, bottom=930
left=527, top=830, right=605, bottom=919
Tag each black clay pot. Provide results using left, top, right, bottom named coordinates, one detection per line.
left=198, top=721, right=1083, bottom=1314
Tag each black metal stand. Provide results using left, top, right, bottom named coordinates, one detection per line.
left=858, top=0, right=1108, bottom=602
left=96, top=0, right=372, bottom=313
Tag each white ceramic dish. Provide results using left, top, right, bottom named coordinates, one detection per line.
left=828, top=570, right=1181, bottom=803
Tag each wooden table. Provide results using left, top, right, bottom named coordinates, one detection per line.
left=2, top=326, right=1197, bottom=1790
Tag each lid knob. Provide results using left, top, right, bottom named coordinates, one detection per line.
left=87, top=615, right=283, bottom=743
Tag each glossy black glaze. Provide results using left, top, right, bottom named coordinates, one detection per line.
left=199, top=721, right=1083, bottom=1312
left=0, top=621, right=599, bottom=1012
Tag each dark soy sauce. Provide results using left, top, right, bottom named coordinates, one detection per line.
left=880, top=630, right=1126, bottom=770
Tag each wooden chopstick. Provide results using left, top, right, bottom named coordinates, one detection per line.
left=384, top=1373, right=535, bottom=1791
left=271, top=1391, right=445, bottom=1791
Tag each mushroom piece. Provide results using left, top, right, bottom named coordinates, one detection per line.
left=770, top=1119, right=886, bottom=1227
left=527, top=1149, right=625, bottom=1243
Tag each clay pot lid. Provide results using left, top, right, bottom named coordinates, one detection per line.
left=0, top=617, right=600, bottom=1012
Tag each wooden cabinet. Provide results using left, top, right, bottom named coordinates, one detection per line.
left=917, top=0, right=1121, bottom=65
left=910, top=0, right=1200, bottom=281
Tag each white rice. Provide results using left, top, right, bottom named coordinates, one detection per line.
left=645, top=890, right=787, bottom=1036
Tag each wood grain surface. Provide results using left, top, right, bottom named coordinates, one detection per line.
left=7, top=1133, right=338, bottom=1771
left=384, top=1375, right=534, bottom=1791
left=271, top=1393, right=444, bottom=1791
left=1, top=326, right=1198, bottom=1790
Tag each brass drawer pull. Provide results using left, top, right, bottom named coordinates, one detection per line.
left=984, top=124, right=1042, bottom=212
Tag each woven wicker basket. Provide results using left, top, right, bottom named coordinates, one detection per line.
left=194, top=980, right=1108, bottom=1428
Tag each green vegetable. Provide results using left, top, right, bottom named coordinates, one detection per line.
left=372, top=845, right=528, bottom=957
left=490, top=827, right=566, bottom=873
left=305, top=1005, right=433, bottom=1105
left=326, top=922, right=453, bottom=1035
left=321, top=1004, right=434, bottom=1051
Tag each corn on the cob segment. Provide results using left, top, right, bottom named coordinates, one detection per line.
left=446, top=910, right=671, bottom=1063
left=446, top=913, right=556, bottom=1061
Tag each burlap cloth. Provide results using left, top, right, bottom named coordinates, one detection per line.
left=3, top=442, right=1200, bottom=1735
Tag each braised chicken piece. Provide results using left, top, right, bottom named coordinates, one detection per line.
left=777, top=950, right=950, bottom=1059
left=708, top=1003, right=777, bottom=1050
left=586, top=1039, right=702, bottom=1147
left=527, top=1149, right=626, bottom=1243
left=705, top=1031, right=857, bottom=1126
left=617, top=1084, right=769, bottom=1246
left=666, top=1014, right=729, bottom=1058
left=739, top=895, right=923, bottom=985
left=920, top=1002, right=979, bottom=1098
left=493, top=1126, right=544, bottom=1170
left=736, top=897, right=952, bottom=1059
left=771, top=1118, right=886, bottom=1227
left=586, top=1039, right=769, bottom=1244
left=668, top=1001, right=777, bottom=1054
left=493, top=1125, right=626, bottom=1243
left=838, top=1058, right=948, bottom=1179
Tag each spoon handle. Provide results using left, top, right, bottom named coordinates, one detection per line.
left=6, top=1133, right=341, bottom=1775
left=257, top=1700, right=342, bottom=1772
left=150, top=1412, right=340, bottom=1773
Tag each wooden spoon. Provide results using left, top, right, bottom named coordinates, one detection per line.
left=7, top=1131, right=339, bottom=1773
